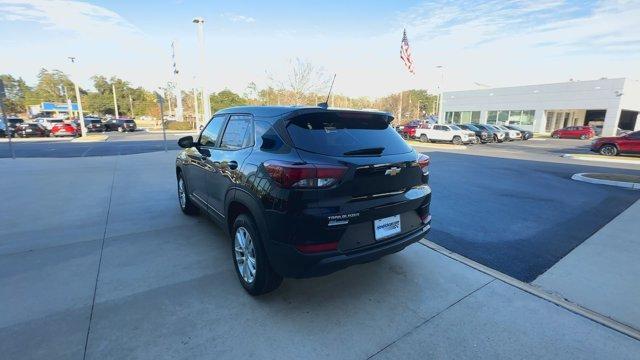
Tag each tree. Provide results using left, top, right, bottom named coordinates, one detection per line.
left=0, top=74, right=31, bottom=114
left=209, top=89, right=247, bottom=113
left=31, top=69, right=76, bottom=104
left=270, top=58, right=331, bottom=105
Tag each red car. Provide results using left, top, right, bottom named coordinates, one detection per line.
left=551, top=126, right=595, bottom=139
left=401, top=125, right=417, bottom=139
left=591, top=131, right=640, bottom=156
left=50, top=123, right=78, bottom=137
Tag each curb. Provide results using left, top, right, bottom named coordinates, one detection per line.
left=562, top=153, right=640, bottom=165
left=419, top=239, right=640, bottom=341
left=571, top=173, right=640, bottom=190
left=0, top=137, right=69, bottom=143
left=407, top=140, right=468, bottom=150
left=71, top=135, right=109, bottom=143
left=143, top=129, right=197, bottom=134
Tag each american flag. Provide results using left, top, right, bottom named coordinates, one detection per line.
left=400, top=29, right=415, bottom=75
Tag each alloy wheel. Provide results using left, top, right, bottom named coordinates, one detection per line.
left=178, top=177, right=186, bottom=209
left=234, top=227, right=257, bottom=284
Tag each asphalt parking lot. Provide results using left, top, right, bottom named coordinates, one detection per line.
left=0, top=131, right=189, bottom=158
left=2, top=150, right=639, bottom=359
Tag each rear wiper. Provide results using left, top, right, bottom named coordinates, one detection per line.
left=343, top=147, right=385, bottom=156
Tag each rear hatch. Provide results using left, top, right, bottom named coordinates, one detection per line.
left=285, top=110, right=424, bottom=197
left=283, top=110, right=430, bottom=249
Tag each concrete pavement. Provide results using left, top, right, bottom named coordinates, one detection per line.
left=534, top=199, right=640, bottom=331
left=1, top=151, right=639, bottom=359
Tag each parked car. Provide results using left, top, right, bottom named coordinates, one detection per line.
left=457, top=124, right=491, bottom=143
left=50, top=123, right=78, bottom=137
left=414, top=124, right=471, bottom=145
left=504, top=125, right=533, bottom=140
left=551, top=126, right=595, bottom=139
left=591, top=125, right=632, bottom=137
left=175, top=106, right=432, bottom=295
left=590, top=131, right=640, bottom=156
left=0, top=120, right=6, bottom=137
left=15, top=123, right=49, bottom=137
left=401, top=125, right=417, bottom=139
left=449, top=124, right=478, bottom=144
left=474, top=124, right=506, bottom=142
left=495, top=125, right=521, bottom=141
left=36, top=118, right=65, bottom=130
left=104, top=118, right=137, bottom=132
left=83, top=117, right=105, bottom=132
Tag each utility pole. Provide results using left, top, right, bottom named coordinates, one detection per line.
left=154, top=92, right=168, bottom=152
left=171, top=41, right=184, bottom=121
left=436, top=65, right=445, bottom=122
left=193, top=17, right=211, bottom=127
left=68, top=57, right=87, bottom=137
left=112, top=83, right=119, bottom=118
left=193, top=87, right=200, bottom=128
left=0, top=80, right=15, bottom=159
left=60, top=85, right=73, bottom=119
left=129, top=94, right=134, bottom=117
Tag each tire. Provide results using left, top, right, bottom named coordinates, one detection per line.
left=452, top=136, right=462, bottom=145
left=118, top=126, right=123, bottom=132
left=579, top=134, right=587, bottom=140
left=232, top=214, right=283, bottom=295
left=177, top=172, right=199, bottom=215
left=552, top=134, right=560, bottom=139
left=599, top=144, right=618, bottom=156
left=420, top=134, right=428, bottom=143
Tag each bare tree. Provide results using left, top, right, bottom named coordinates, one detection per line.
left=269, top=58, right=330, bottom=105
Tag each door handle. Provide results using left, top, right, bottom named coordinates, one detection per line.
left=228, top=160, right=238, bottom=170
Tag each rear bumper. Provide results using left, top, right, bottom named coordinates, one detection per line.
left=266, top=219, right=431, bottom=278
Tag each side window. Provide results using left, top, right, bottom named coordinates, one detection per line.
left=220, top=115, right=253, bottom=150
left=628, top=131, right=640, bottom=139
left=200, top=115, right=226, bottom=147
left=434, top=125, right=441, bottom=131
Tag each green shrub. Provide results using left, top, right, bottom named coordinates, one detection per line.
left=164, top=121, right=194, bottom=130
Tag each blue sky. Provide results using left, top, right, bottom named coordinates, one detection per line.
left=1, top=0, right=639, bottom=97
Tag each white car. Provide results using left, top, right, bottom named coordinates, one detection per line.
left=495, top=125, right=521, bottom=141
left=36, top=118, right=65, bottom=130
left=414, top=124, right=471, bottom=145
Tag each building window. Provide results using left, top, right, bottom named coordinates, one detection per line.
left=453, top=111, right=461, bottom=123
left=487, top=111, right=497, bottom=124
left=497, top=111, right=509, bottom=124
left=521, top=110, right=535, bottom=125
left=445, top=112, right=453, bottom=123
left=508, top=110, right=522, bottom=124
left=460, top=111, right=471, bottom=123
left=471, top=111, right=480, bottom=122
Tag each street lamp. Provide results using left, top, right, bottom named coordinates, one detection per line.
left=193, top=17, right=211, bottom=128
left=436, top=65, right=445, bottom=121
left=68, top=57, right=87, bottom=137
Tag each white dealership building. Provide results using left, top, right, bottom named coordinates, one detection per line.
left=438, top=78, right=640, bottom=136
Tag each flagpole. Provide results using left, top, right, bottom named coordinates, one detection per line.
left=398, top=90, right=403, bottom=124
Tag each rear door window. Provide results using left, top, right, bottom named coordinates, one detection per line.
left=286, top=111, right=411, bottom=156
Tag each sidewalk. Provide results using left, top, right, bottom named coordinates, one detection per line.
left=1, top=152, right=639, bottom=359
left=534, top=199, right=640, bottom=331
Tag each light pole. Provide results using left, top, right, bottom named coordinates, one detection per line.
left=112, top=83, right=119, bottom=118
left=436, top=65, right=445, bottom=122
left=68, top=57, right=87, bottom=137
left=193, top=17, right=211, bottom=128
left=60, top=85, right=73, bottom=119
left=193, top=87, right=200, bottom=129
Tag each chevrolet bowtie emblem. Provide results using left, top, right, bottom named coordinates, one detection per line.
left=385, top=167, right=401, bottom=176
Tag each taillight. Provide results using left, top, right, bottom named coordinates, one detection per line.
left=416, top=153, right=430, bottom=175
left=263, top=160, right=347, bottom=189
left=295, top=241, right=339, bottom=253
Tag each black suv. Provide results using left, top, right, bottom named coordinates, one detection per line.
left=457, top=123, right=492, bottom=143
left=176, top=106, right=432, bottom=295
left=104, top=118, right=136, bottom=132
left=84, top=117, right=106, bottom=132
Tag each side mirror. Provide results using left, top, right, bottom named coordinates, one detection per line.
left=178, top=135, right=194, bottom=148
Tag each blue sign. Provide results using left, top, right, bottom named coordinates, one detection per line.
left=41, top=102, right=79, bottom=111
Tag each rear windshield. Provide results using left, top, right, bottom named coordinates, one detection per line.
left=86, top=119, right=101, bottom=123
left=286, top=111, right=411, bottom=156
left=124, top=120, right=135, bottom=124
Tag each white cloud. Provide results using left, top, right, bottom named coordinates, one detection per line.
left=220, top=12, right=256, bottom=23
left=0, top=0, right=141, bottom=36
